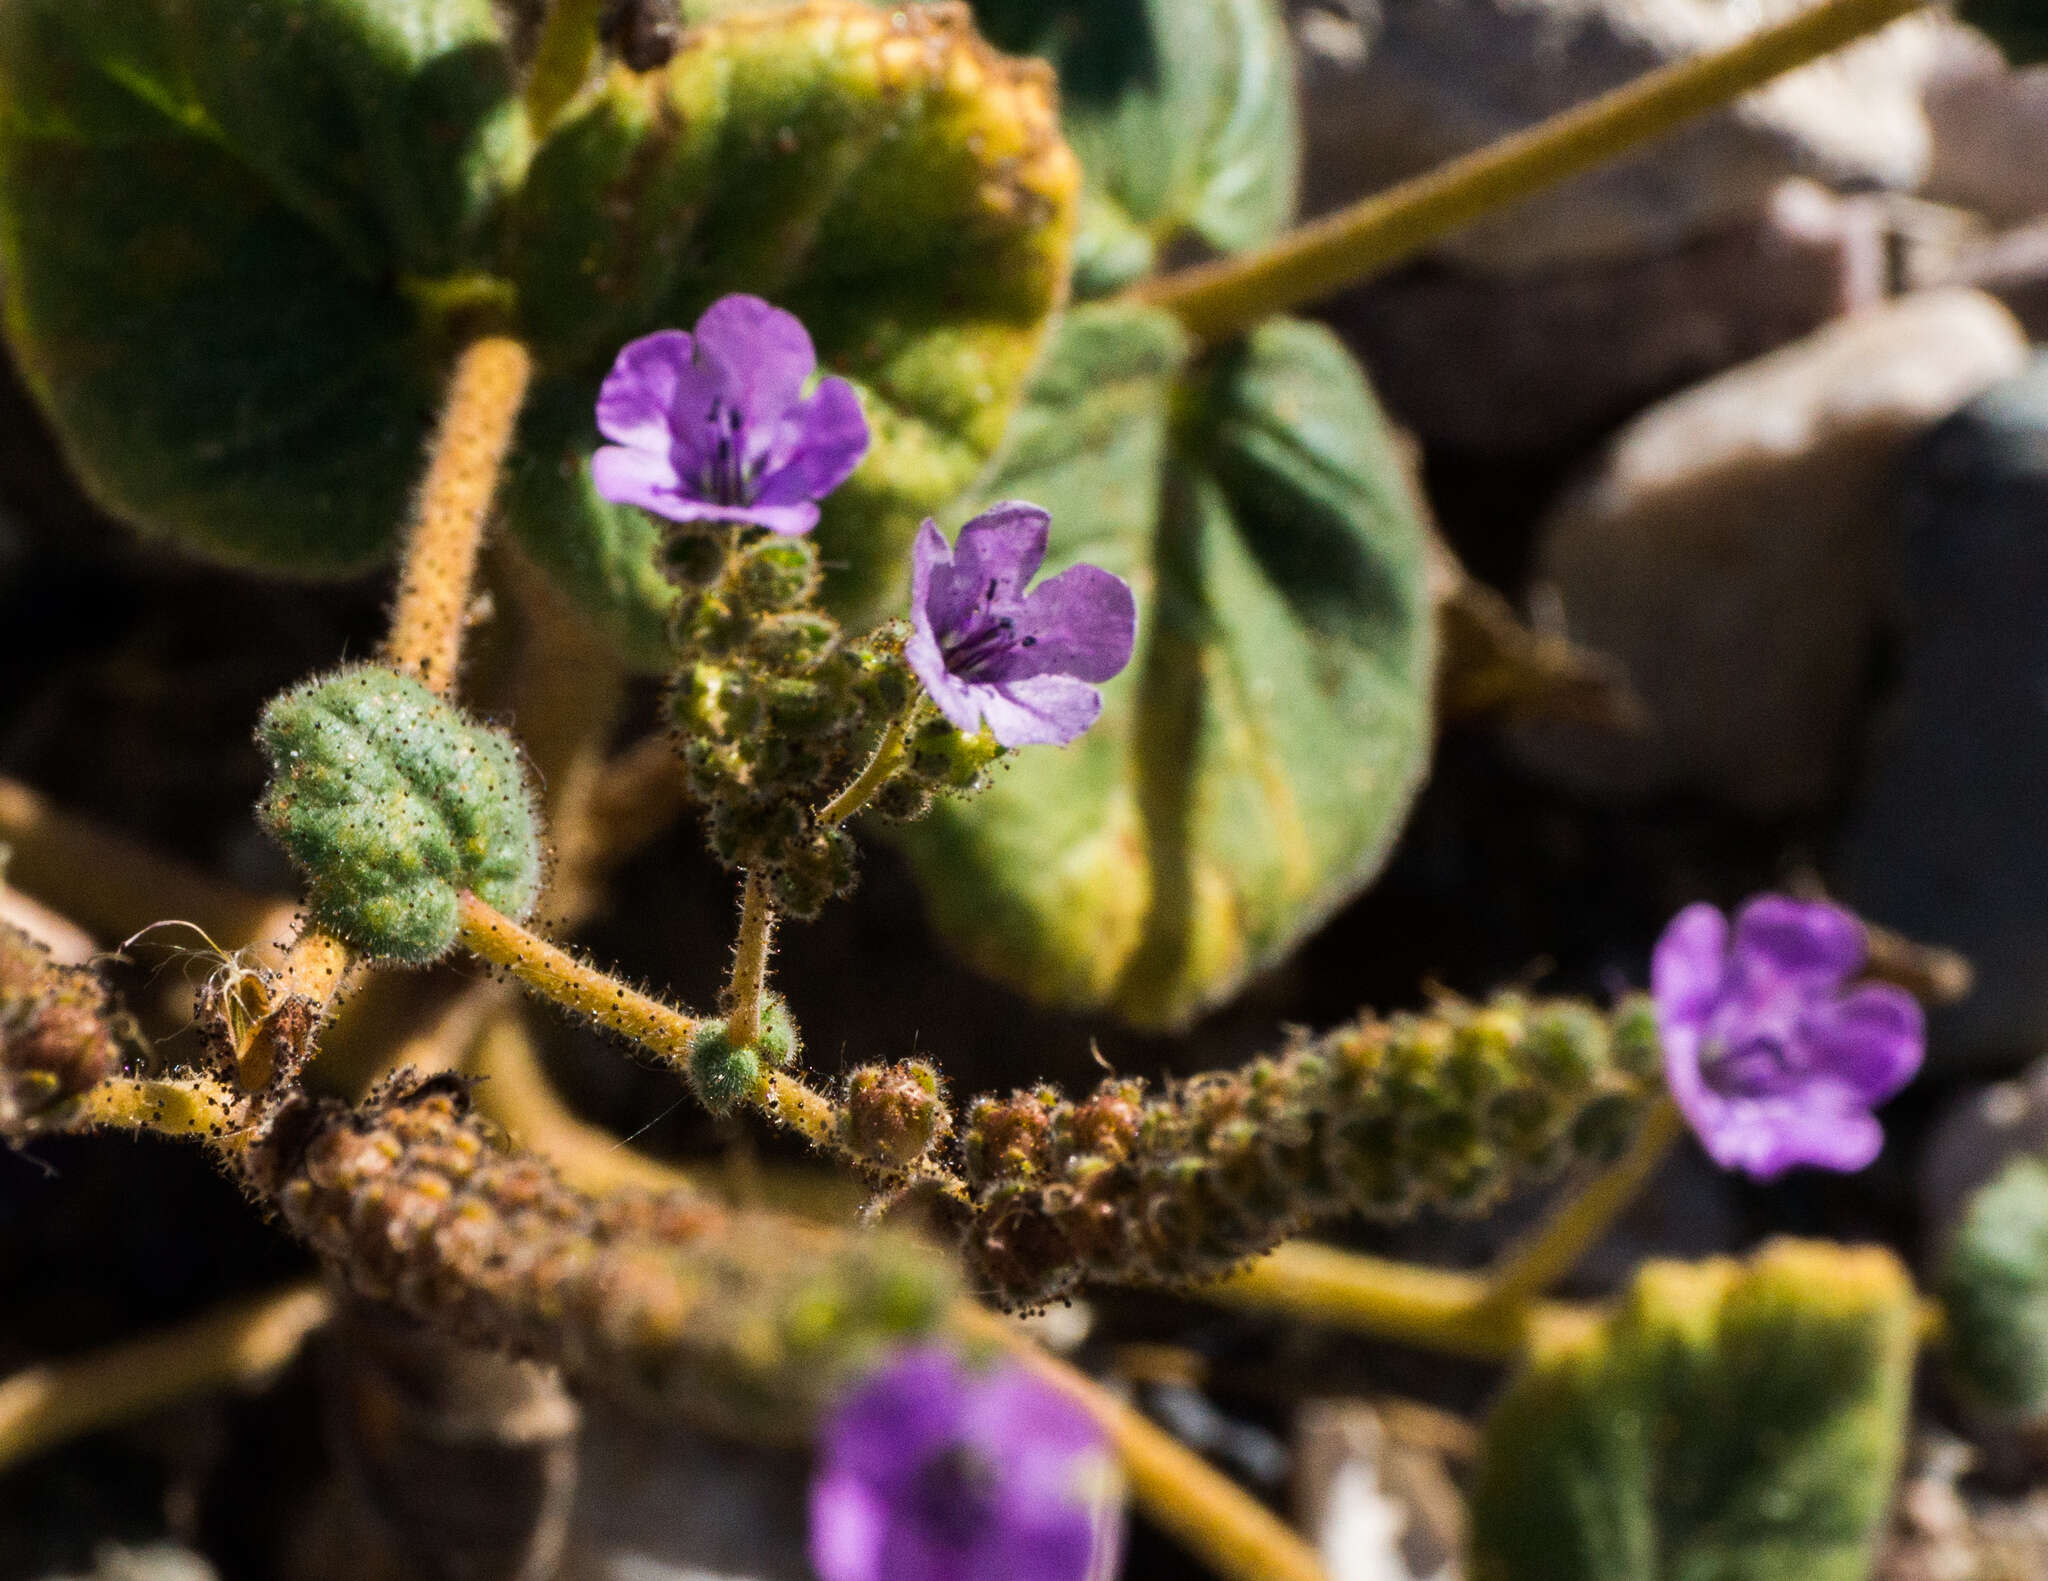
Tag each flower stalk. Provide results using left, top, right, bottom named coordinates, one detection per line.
left=816, top=711, right=912, bottom=828
left=1132, top=0, right=1931, bottom=342
left=722, top=871, right=776, bottom=1048
left=1484, top=1096, right=1686, bottom=1310
left=384, top=335, right=534, bottom=694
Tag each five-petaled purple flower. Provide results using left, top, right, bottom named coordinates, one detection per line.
left=1652, top=895, right=1925, bottom=1181
left=591, top=294, right=869, bottom=536
left=809, top=1345, right=1123, bottom=1581
left=906, top=503, right=1136, bottom=748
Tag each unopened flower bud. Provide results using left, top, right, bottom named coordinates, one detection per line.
left=841, top=1060, right=950, bottom=1169
left=686, top=1021, right=763, bottom=1114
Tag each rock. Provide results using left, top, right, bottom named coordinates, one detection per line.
left=1839, top=352, right=2048, bottom=1068
left=1515, top=289, right=2027, bottom=815
left=1328, top=179, right=1887, bottom=452
left=1922, top=29, right=2048, bottom=222
left=1292, top=0, right=1955, bottom=274
left=1293, top=1400, right=1467, bottom=1581
left=1941, top=218, right=2048, bottom=341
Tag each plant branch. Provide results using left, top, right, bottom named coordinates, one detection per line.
left=952, top=1302, right=1332, bottom=1581
left=0, top=1283, right=330, bottom=1473
left=1201, top=1240, right=1596, bottom=1360
left=384, top=335, right=534, bottom=694
left=722, top=871, right=776, bottom=1047
left=1131, top=0, right=1931, bottom=341
left=817, top=712, right=911, bottom=828
left=1483, top=1096, right=1686, bottom=1309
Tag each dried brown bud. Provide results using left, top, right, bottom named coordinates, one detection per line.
left=840, top=1060, right=950, bottom=1170
left=962, top=1087, right=1060, bottom=1184
left=0, top=920, right=120, bottom=1132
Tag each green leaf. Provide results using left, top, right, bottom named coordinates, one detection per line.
left=970, top=0, right=1299, bottom=295
left=896, top=304, right=1435, bottom=1030
left=0, top=0, right=524, bottom=573
left=0, top=1, right=1077, bottom=657
left=1471, top=1240, right=1919, bottom=1581
left=503, top=2, right=1080, bottom=658
left=258, top=666, right=543, bottom=963
left=1940, top=1155, right=2048, bottom=1420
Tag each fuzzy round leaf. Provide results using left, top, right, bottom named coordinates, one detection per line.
left=0, top=0, right=523, bottom=573
left=1941, top=1156, right=2048, bottom=1419
left=1471, top=1240, right=1917, bottom=1581
left=896, top=304, right=1435, bottom=1030
left=258, top=667, right=543, bottom=963
left=503, top=1, right=1080, bottom=658
left=971, top=0, right=1299, bottom=295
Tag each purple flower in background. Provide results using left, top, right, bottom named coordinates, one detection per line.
left=591, top=294, right=868, bottom=535
left=810, top=1345, right=1123, bottom=1581
left=906, top=503, right=1136, bottom=748
left=1652, top=895, right=1925, bottom=1181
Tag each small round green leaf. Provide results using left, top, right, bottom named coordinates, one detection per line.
left=258, top=666, right=543, bottom=963
left=1941, top=1155, right=2048, bottom=1419
left=1472, top=1241, right=1918, bottom=1581
left=896, top=304, right=1436, bottom=1030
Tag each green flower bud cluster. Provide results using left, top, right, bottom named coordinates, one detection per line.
left=249, top=1072, right=954, bottom=1441
left=686, top=993, right=801, bottom=1115
left=0, top=919, right=121, bottom=1136
left=959, top=992, right=1664, bottom=1307
left=664, top=532, right=1000, bottom=916
left=258, top=666, right=544, bottom=963
left=1940, top=1155, right=2048, bottom=1420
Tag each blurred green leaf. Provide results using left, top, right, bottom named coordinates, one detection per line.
left=970, top=0, right=1298, bottom=294
left=1472, top=1240, right=1919, bottom=1581
left=504, top=1, right=1079, bottom=658
left=0, top=0, right=522, bottom=572
left=897, top=303, right=1435, bottom=1030
left=1941, top=1155, right=2048, bottom=1420
left=0, top=1, right=1077, bottom=659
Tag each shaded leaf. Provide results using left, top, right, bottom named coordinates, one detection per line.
left=971, top=0, right=1298, bottom=294
left=897, top=304, right=1435, bottom=1030
left=1471, top=1240, right=1918, bottom=1581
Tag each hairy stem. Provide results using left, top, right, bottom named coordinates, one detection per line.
left=65, top=1074, right=244, bottom=1144
left=952, top=1303, right=1332, bottom=1581
left=817, top=712, right=911, bottom=828
left=722, top=871, right=776, bottom=1047
left=524, top=0, right=606, bottom=136
left=1131, top=0, right=1930, bottom=341
left=454, top=891, right=855, bottom=1156
left=1483, top=1096, right=1685, bottom=1309
left=1202, top=1240, right=1596, bottom=1360
left=235, top=924, right=357, bottom=1090
left=0, top=1284, right=330, bottom=1473
left=384, top=336, right=534, bottom=694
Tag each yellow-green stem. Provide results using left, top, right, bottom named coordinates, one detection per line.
left=1204, top=1240, right=1597, bottom=1360
left=1132, top=0, right=1930, bottom=341
left=0, top=1284, right=330, bottom=1473
left=1484, top=1096, right=1686, bottom=1310
left=66, top=1075, right=244, bottom=1145
left=454, top=891, right=853, bottom=1155
left=384, top=335, right=534, bottom=694
left=524, top=0, right=606, bottom=137
left=723, top=871, right=776, bottom=1048
left=818, top=712, right=911, bottom=828
left=954, top=1303, right=1332, bottom=1581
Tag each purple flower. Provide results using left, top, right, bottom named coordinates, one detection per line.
left=590, top=294, right=869, bottom=536
left=1652, top=895, right=1925, bottom=1181
left=810, top=1346, right=1123, bottom=1581
left=905, top=503, right=1136, bottom=748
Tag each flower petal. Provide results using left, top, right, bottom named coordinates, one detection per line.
left=819, top=1347, right=969, bottom=1494
left=984, top=563, right=1137, bottom=685
left=754, top=375, right=871, bottom=506
left=1652, top=903, right=1729, bottom=1034
left=594, top=329, right=694, bottom=450
left=976, top=676, right=1103, bottom=748
left=985, top=1503, right=1107, bottom=1581
left=1696, top=1095, right=1885, bottom=1181
left=928, top=503, right=1051, bottom=639
left=810, top=1471, right=892, bottom=1581
left=590, top=443, right=687, bottom=516
left=1730, top=895, right=1865, bottom=990
left=1806, top=983, right=1925, bottom=1105
left=961, top=1369, right=1105, bottom=1470
left=690, top=292, right=816, bottom=429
